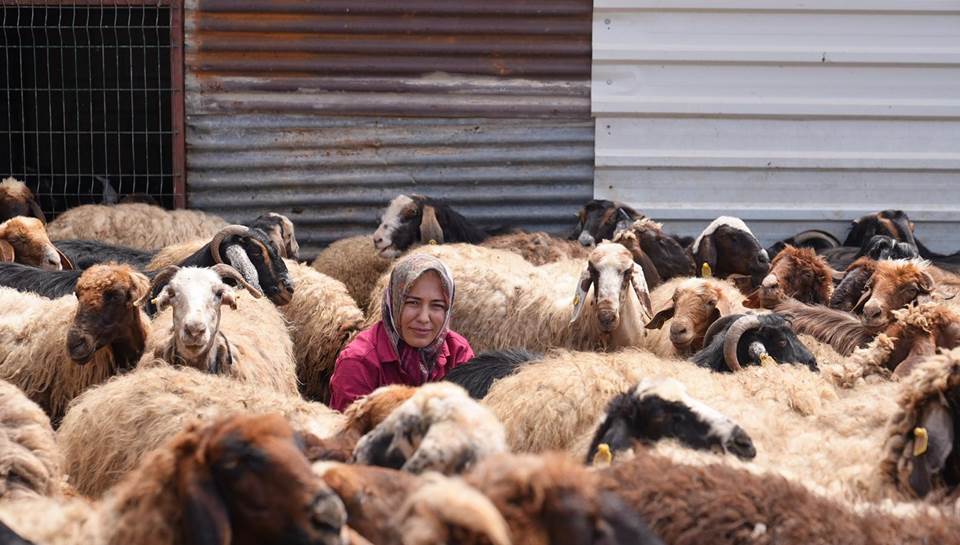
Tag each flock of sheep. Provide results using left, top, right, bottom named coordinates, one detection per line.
left=0, top=177, right=958, bottom=544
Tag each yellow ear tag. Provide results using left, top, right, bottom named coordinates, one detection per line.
left=759, top=354, right=776, bottom=367
left=150, top=298, right=159, bottom=306
left=701, top=263, right=713, bottom=278
left=428, top=239, right=438, bottom=245
left=593, top=443, right=613, bottom=467
left=573, top=294, right=581, bottom=307
left=913, top=427, right=929, bottom=456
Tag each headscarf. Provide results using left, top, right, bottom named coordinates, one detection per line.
left=381, top=253, right=456, bottom=379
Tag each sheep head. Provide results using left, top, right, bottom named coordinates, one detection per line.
left=250, top=212, right=300, bottom=261
left=585, top=379, right=756, bottom=463
left=209, top=225, right=294, bottom=306
left=692, top=216, right=770, bottom=289
left=570, top=242, right=653, bottom=333
left=624, top=218, right=695, bottom=281
left=746, top=245, right=833, bottom=309
left=856, top=259, right=934, bottom=329
left=844, top=209, right=917, bottom=249
left=693, top=313, right=817, bottom=373
left=0, top=177, right=45, bottom=224
left=646, top=278, right=739, bottom=355
left=571, top=199, right=641, bottom=247
left=0, top=216, right=72, bottom=270
left=142, top=265, right=261, bottom=373
left=174, top=413, right=347, bottom=545
left=66, top=263, right=150, bottom=368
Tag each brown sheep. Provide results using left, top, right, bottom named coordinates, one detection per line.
left=0, top=177, right=45, bottom=224
left=0, top=217, right=72, bottom=270
left=322, top=384, right=418, bottom=459
left=1, top=414, right=350, bottom=545
left=642, top=277, right=746, bottom=358
left=615, top=218, right=695, bottom=282
left=0, top=380, right=64, bottom=501
left=833, top=258, right=934, bottom=328
left=745, top=245, right=834, bottom=309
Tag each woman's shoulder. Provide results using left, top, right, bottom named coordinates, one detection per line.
left=443, top=330, right=475, bottom=358
left=337, top=323, right=383, bottom=362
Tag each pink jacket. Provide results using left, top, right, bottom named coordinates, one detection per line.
left=328, top=321, right=475, bottom=412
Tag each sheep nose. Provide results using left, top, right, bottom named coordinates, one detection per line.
left=373, top=236, right=382, bottom=245
left=598, top=310, right=618, bottom=329
left=761, top=274, right=778, bottom=289
left=863, top=302, right=883, bottom=321
left=724, top=426, right=757, bottom=460
left=577, top=231, right=595, bottom=247
left=183, top=321, right=206, bottom=338
left=670, top=323, right=689, bottom=337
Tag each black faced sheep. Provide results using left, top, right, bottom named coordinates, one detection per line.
left=691, top=313, right=818, bottom=373
left=691, top=216, right=770, bottom=290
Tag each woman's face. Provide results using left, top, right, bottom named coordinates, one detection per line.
left=399, top=270, right=448, bottom=348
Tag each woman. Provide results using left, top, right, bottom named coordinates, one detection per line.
left=329, top=253, right=474, bottom=411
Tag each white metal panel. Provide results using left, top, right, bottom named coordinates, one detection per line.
left=593, top=0, right=960, bottom=252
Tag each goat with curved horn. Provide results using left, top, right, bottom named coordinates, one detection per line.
left=209, top=225, right=252, bottom=265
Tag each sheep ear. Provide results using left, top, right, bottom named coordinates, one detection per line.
left=645, top=302, right=675, bottom=330
left=28, top=198, right=46, bottom=224
left=419, top=205, right=444, bottom=244
left=907, top=401, right=955, bottom=498
left=569, top=268, right=593, bottom=324
left=178, top=437, right=231, bottom=545
left=56, top=248, right=75, bottom=270
left=153, top=286, right=174, bottom=312
left=0, top=241, right=14, bottom=263
left=586, top=418, right=633, bottom=464
left=695, top=235, right=717, bottom=277
left=918, top=272, right=935, bottom=294
left=630, top=265, right=653, bottom=320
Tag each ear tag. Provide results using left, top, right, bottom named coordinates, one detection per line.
left=759, top=354, right=776, bottom=367
left=593, top=443, right=613, bottom=467
left=701, top=263, right=713, bottom=278
left=573, top=294, right=581, bottom=307
left=150, top=298, right=159, bottom=306
left=428, top=239, right=438, bottom=245
left=913, top=427, right=929, bottom=456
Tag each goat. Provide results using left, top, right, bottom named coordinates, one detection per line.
left=692, top=313, right=817, bottom=373
left=372, top=194, right=490, bottom=258
left=691, top=216, right=770, bottom=289
left=0, top=178, right=45, bottom=224
left=584, top=379, right=757, bottom=464
left=0, top=217, right=72, bottom=270
left=0, top=263, right=150, bottom=421
left=0, top=414, right=350, bottom=545
left=745, top=245, right=835, bottom=309
left=832, top=258, right=934, bottom=328
left=367, top=242, right=653, bottom=353
left=571, top=199, right=642, bottom=247
left=352, top=382, right=507, bottom=475
left=615, top=218, right=695, bottom=282
left=642, top=277, right=746, bottom=358
left=444, top=348, right=543, bottom=399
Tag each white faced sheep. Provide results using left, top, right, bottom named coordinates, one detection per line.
left=0, top=263, right=150, bottom=421
left=0, top=216, right=72, bottom=270
left=0, top=413, right=351, bottom=545
left=0, top=380, right=64, bottom=501
left=368, top=242, right=653, bottom=353
left=56, top=363, right=344, bottom=498
left=45, top=202, right=228, bottom=251
left=352, top=382, right=507, bottom=475
left=641, top=276, right=746, bottom=358
left=139, top=265, right=299, bottom=396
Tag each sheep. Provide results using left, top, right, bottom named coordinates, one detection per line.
left=614, top=218, right=695, bottom=282
left=598, top=448, right=960, bottom=545
left=321, top=384, right=418, bottom=458
left=0, top=177, right=45, bottom=224
left=0, top=262, right=90, bottom=299
left=641, top=276, right=747, bottom=358
left=0, top=413, right=350, bottom=545
left=0, top=263, right=150, bottom=421
left=584, top=378, right=757, bottom=464
left=44, top=202, right=228, bottom=251
left=367, top=242, right=653, bottom=353
left=745, top=245, right=835, bottom=309
left=481, top=348, right=838, bottom=457
left=51, top=239, right=154, bottom=270
left=140, top=265, right=299, bottom=396
left=444, top=348, right=544, bottom=399
left=352, top=382, right=507, bottom=475
left=371, top=194, right=491, bottom=258
left=691, top=216, right=770, bottom=290
left=281, top=259, right=365, bottom=402
left=311, top=235, right=392, bottom=311
left=609, top=228, right=663, bottom=288
left=691, top=313, right=818, bottom=373
left=56, top=363, right=344, bottom=497
left=0, top=380, right=63, bottom=501
left=480, top=230, right=591, bottom=266
left=831, top=258, right=935, bottom=328
left=0, top=217, right=71, bottom=270
left=572, top=198, right=642, bottom=247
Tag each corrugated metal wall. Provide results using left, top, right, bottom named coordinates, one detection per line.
left=184, top=0, right=594, bottom=258
left=593, top=0, right=960, bottom=252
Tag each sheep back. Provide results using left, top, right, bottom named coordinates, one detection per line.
left=311, top=235, right=391, bottom=311
left=481, top=231, right=590, bottom=266
left=0, top=380, right=63, bottom=501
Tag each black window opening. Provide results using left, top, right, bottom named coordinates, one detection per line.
left=0, top=2, right=184, bottom=219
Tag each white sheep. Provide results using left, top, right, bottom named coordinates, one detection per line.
left=45, top=203, right=228, bottom=251
left=0, top=380, right=63, bottom=501
left=311, top=234, right=392, bottom=311
left=367, top=242, right=653, bottom=353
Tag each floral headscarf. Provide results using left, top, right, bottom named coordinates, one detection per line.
left=382, top=253, right=456, bottom=379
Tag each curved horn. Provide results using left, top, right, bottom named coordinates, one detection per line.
left=210, top=263, right=263, bottom=299
left=722, top=315, right=762, bottom=372
left=136, top=265, right=181, bottom=307
left=209, top=225, right=252, bottom=264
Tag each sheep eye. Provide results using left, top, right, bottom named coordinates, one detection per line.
left=706, top=299, right=718, bottom=307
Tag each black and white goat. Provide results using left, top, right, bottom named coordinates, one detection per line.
left=585, top=379, right=757, bottom=463
left=692, top=313, right=817, bottom=373
left=571, top=199, right=642, bottom=247
left=691, top=216, right=770, bottom=290
left=372, top=194, right=491, bottom=258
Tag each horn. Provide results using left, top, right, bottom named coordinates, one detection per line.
left=209, top=225, right=252, bottom=265
left=56, top=248, right=74, bottom=270
left=722, top=315, right=762, bottom=372
left=210, top=263, right=263, bottom=299
left=136, top=265, right=181, bottom=307
left=419, top=205, right=444, bottom=244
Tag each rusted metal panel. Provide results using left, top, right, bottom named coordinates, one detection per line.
left=184, top=0, right=593, bottom=258
left=171, top=0, right=186, bottom=208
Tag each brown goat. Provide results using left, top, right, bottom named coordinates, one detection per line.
left=0, top=178, right=45, bottom=224
left=598, top=448, right=960, bottom=545
left=611, top=228, right=663, bottom=288
left=0, top=217, right=72, bottom=270
left=643, top=277, right=744, bottom=357
left=0, top=413, right=349, bottom=545
left=746, top=245, right=833, bottom=309
left=874, top=303, right=960, bottom=379
left=852, top=259, right=935, bottom=329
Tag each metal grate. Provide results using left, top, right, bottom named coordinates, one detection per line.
left=0, top=1, right=184, bottom=218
